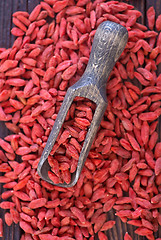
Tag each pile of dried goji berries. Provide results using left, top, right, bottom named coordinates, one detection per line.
left=0, top=0, right=161, bottom=239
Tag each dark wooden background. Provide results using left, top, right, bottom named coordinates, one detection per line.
left=0, top=0, right=160, bottom=239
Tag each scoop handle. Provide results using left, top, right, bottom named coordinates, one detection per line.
left=78, top=21, right=128, bottom=93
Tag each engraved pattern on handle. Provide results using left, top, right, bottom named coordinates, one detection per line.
left=77, top=21, right=128, bottom=90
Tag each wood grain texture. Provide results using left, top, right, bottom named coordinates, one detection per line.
left=38, top=21, right=128, bottom=188
left=0, top=0, right=160, bottom=240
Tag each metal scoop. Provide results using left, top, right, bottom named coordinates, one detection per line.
left=37, top=21, right=128, bottom=187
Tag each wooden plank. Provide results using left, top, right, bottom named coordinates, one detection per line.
left=146, top=1, right=161, bottom=239
left=0, top=1, right=23, bottom=239
left=144, top=1, right=161, bottom=239
left=108, top=2, right=146, bottom=239
left=27, top=0, right=40, bottom=13
left=145, top=0, right=161, bottom=141
left=130, top=0, right=145, bottom=23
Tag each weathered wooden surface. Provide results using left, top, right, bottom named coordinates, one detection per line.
left=0, top=0, right=160, bottom=239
